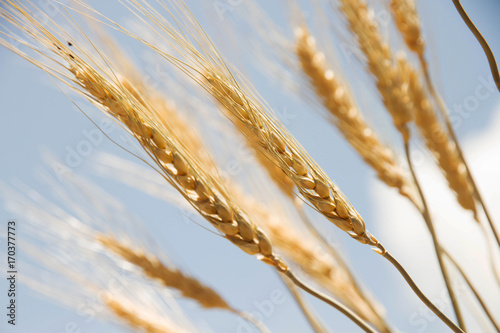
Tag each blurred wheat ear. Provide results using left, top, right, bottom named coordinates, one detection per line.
left=295, top=25, right=417, bottom=206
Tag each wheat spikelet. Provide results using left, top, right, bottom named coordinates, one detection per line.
left=389, top=0, right=425, bottom=55
left=338, top=0, right=413, bottom=143
left=408, top=69, right=477, bottom=218
left=295, top=26, right=416, bottom=205
left=98, top=234, right=232, bottom=310
left=229, top=115, right=296, bottom=197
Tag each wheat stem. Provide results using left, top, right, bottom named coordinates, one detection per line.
left=404, top=141, right=466, bottom=331
left=375, top=244, right=464, bottom=333
left=280, top=274, right=329, bottom=333
left=451, top=0, right=500, bottom=92
left=442, top=249, right=500, bottom=332
left=283, top=269, right=377, bottom=333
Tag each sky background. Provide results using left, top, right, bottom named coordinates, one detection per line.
left=1, top=0, right=500, bottom=332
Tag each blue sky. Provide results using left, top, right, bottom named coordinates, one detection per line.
left=1, top=0, right=499, bottom=332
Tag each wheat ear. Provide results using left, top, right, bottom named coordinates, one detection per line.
left=390, top=0, right=478, bottom=221
left=337, top=0, right=413, bottom=143
left=98, top=234, right=270, bottom=333
left=389, top=0, right=425, bottom=55
left=206, top=72, right=377, bottom=245
left=407, top=69, right=477, bottom=219
left=295, top=26, right=417, bottom=206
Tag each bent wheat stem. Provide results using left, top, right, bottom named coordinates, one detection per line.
left=284, top=269, right=377, bottom=333
left=451, top=0, right=500, bottom=92
left=404, top=141, right=466, bottom=331
left=281, top=275, right=329, bottom=333
left=375, top=244, right=464, bottom=333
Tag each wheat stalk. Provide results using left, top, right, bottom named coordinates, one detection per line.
left=280, top=275, right=329, bottom=333
left=295, top=25, right=417, bottom=206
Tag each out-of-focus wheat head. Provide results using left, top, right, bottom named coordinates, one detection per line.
left=338, top=0, right=413, bottom=143
left=408, top=69, right=478, bottom=218
left=98, top=235, right=232, bottom=310
left=295, top=25, right=417, bottom=206
left=389, top=0, right=478, bottom=218
left=104, top=296, right=180, bottom=333
left=389, top=0, right=425, bottom=56
left=338, top=0, right=477, bottom=218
